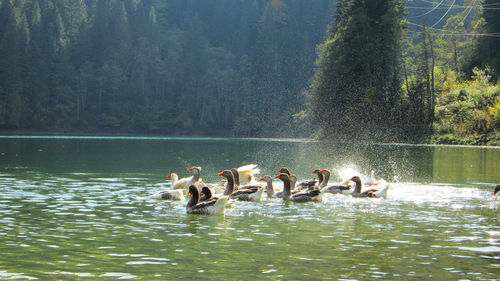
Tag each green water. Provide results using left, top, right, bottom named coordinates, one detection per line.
left=0, top=136, right=499, bottom=280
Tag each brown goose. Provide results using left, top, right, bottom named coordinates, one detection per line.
left=278, top=167, right=317, bottom=190
left=276, top=173, right=323, bottom=202
left=349, top=176, right=389, bottom=198
left=260, top=175, right=302, bottom=198
left=182, top=166, right=205, bottom=193
left=186, top=185, right=228, bottom=215
left=312, top=169, right=325, bottom=188
left=320, top=169, right=351, bottom=194
left=219, top=170, right=264, bottom=201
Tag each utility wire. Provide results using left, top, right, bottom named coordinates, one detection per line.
left=414, top=0, right=500, bottom=7
left=409, top=0, right=446, bottom=18
left=408, top=22, right=500, bottom=37
left=430, top=0, right=457, bottom=27
left=456, top=0, right=477, bottom=27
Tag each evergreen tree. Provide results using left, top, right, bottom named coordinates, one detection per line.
left=309, top=0, right=407, bottom=141
left=479, top=0, right=500, bottom=79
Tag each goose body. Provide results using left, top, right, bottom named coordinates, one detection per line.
left=236, top=164, right=261, bottom=185
left=260, top=175, right=285, bottom=198
left=320, top=169, right=352, bottom=194
left=350, top=176, right=389, bottom=198
left=276, top=173, right=323, bottom=203
left=186, top=185, right=228, bottom=215
left=136, top=189, right=185, bottom=201
left=231, top=168, right=264, bottom=190
left=167, top=173, right=191, bottom=190
left=278, top=167, right=317, bottom=190
left=219, top=170, right=264, bottom=201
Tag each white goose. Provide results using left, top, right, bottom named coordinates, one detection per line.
left=167, top=173, right=191, bottom=190
left=236, top=164, right=261, bottom=185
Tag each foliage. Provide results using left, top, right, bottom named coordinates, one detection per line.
left=0, top=0, right=336, bottom=137
left=308, top=0, right=407, bottom=142
left=432, top=68, right=500, bottom=145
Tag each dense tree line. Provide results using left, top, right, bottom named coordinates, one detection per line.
left=1, top=0, right=499, bottom=144
left=0, top=0, right=336, bottom=136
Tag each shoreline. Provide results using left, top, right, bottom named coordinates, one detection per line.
left=0, top=132, right=498, bottom=148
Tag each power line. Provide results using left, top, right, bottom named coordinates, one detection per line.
left=457, top=0, right=477, bottom=28
left=407, top=5, right=500, bottom=9
left=430, top=0, right=457, bottom=27
left=413, top=0, right=500, bottom=7
left=409, top=0, right=447, bottom=18
left=408, top=22, right=500, bottom=37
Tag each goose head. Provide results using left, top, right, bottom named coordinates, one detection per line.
left=277, top=167, right=291, bottom=175
left=259, top=175, right=273, bottom=184
left=200, top=186, right=213, bottom=201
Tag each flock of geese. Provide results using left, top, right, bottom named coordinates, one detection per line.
left=138, top=164, right=392, bottom=215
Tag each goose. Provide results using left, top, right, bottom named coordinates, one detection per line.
left=219, top=170, right=264, bottom=201
left=349, top=176, right=389, bottom=198
left=212, top=179, right=227, bottom=194
left=276, top=173, right=323, bottom=202
left=231, top=168, right=264, bottom=190
left=230, top=168, right=242, bottom=187
left=278, top=167, right=317, bottom=190
left=312, top=169, right=325, bottom=188
left=236, top=164, right=261, bottom=185
left=199, top=185, right=215, bottom=202
left=494, top=184, right=500, bottom=196
left=260, top=175, right=284, bottom=198
left=319, top=169, right=352, bottom=194
left=186, top=185, right=228, bottom=215
left=136, top=189, right=185, bottom=201
left=183, top=166, right=204, bottom=193
left=167, top=173, right=191, bottom=190
left=260, top=175, right=305, bottom=198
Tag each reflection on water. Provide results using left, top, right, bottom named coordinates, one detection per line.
left=0, top=137, right=499, bottom=280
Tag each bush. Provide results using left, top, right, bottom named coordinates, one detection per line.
left=432, top=67, right=500, bottom=145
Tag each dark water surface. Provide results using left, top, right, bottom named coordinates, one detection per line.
left=0, top=136, right=499, bottom=280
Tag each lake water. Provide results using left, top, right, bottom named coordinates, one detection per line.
left=0, top=136, right=499, bottom=280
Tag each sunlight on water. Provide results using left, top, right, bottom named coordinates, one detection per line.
left=0, top=137, right=499, bottom=280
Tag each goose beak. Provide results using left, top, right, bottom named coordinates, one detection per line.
left=166, top=174, right=171, bottom=178
left=320, top=170, right=324, bottom=173
left=312, top=170, right=316, bottom=174
left=259, top=177, right=264, bottom=181
left=275, top=175, right=280, bottom=179
left=218, top=172, right=223, bottom=176
left=188, top=168, right=193, bottom=171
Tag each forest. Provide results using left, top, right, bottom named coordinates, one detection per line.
left=0, top=0, right=499, bottom=145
